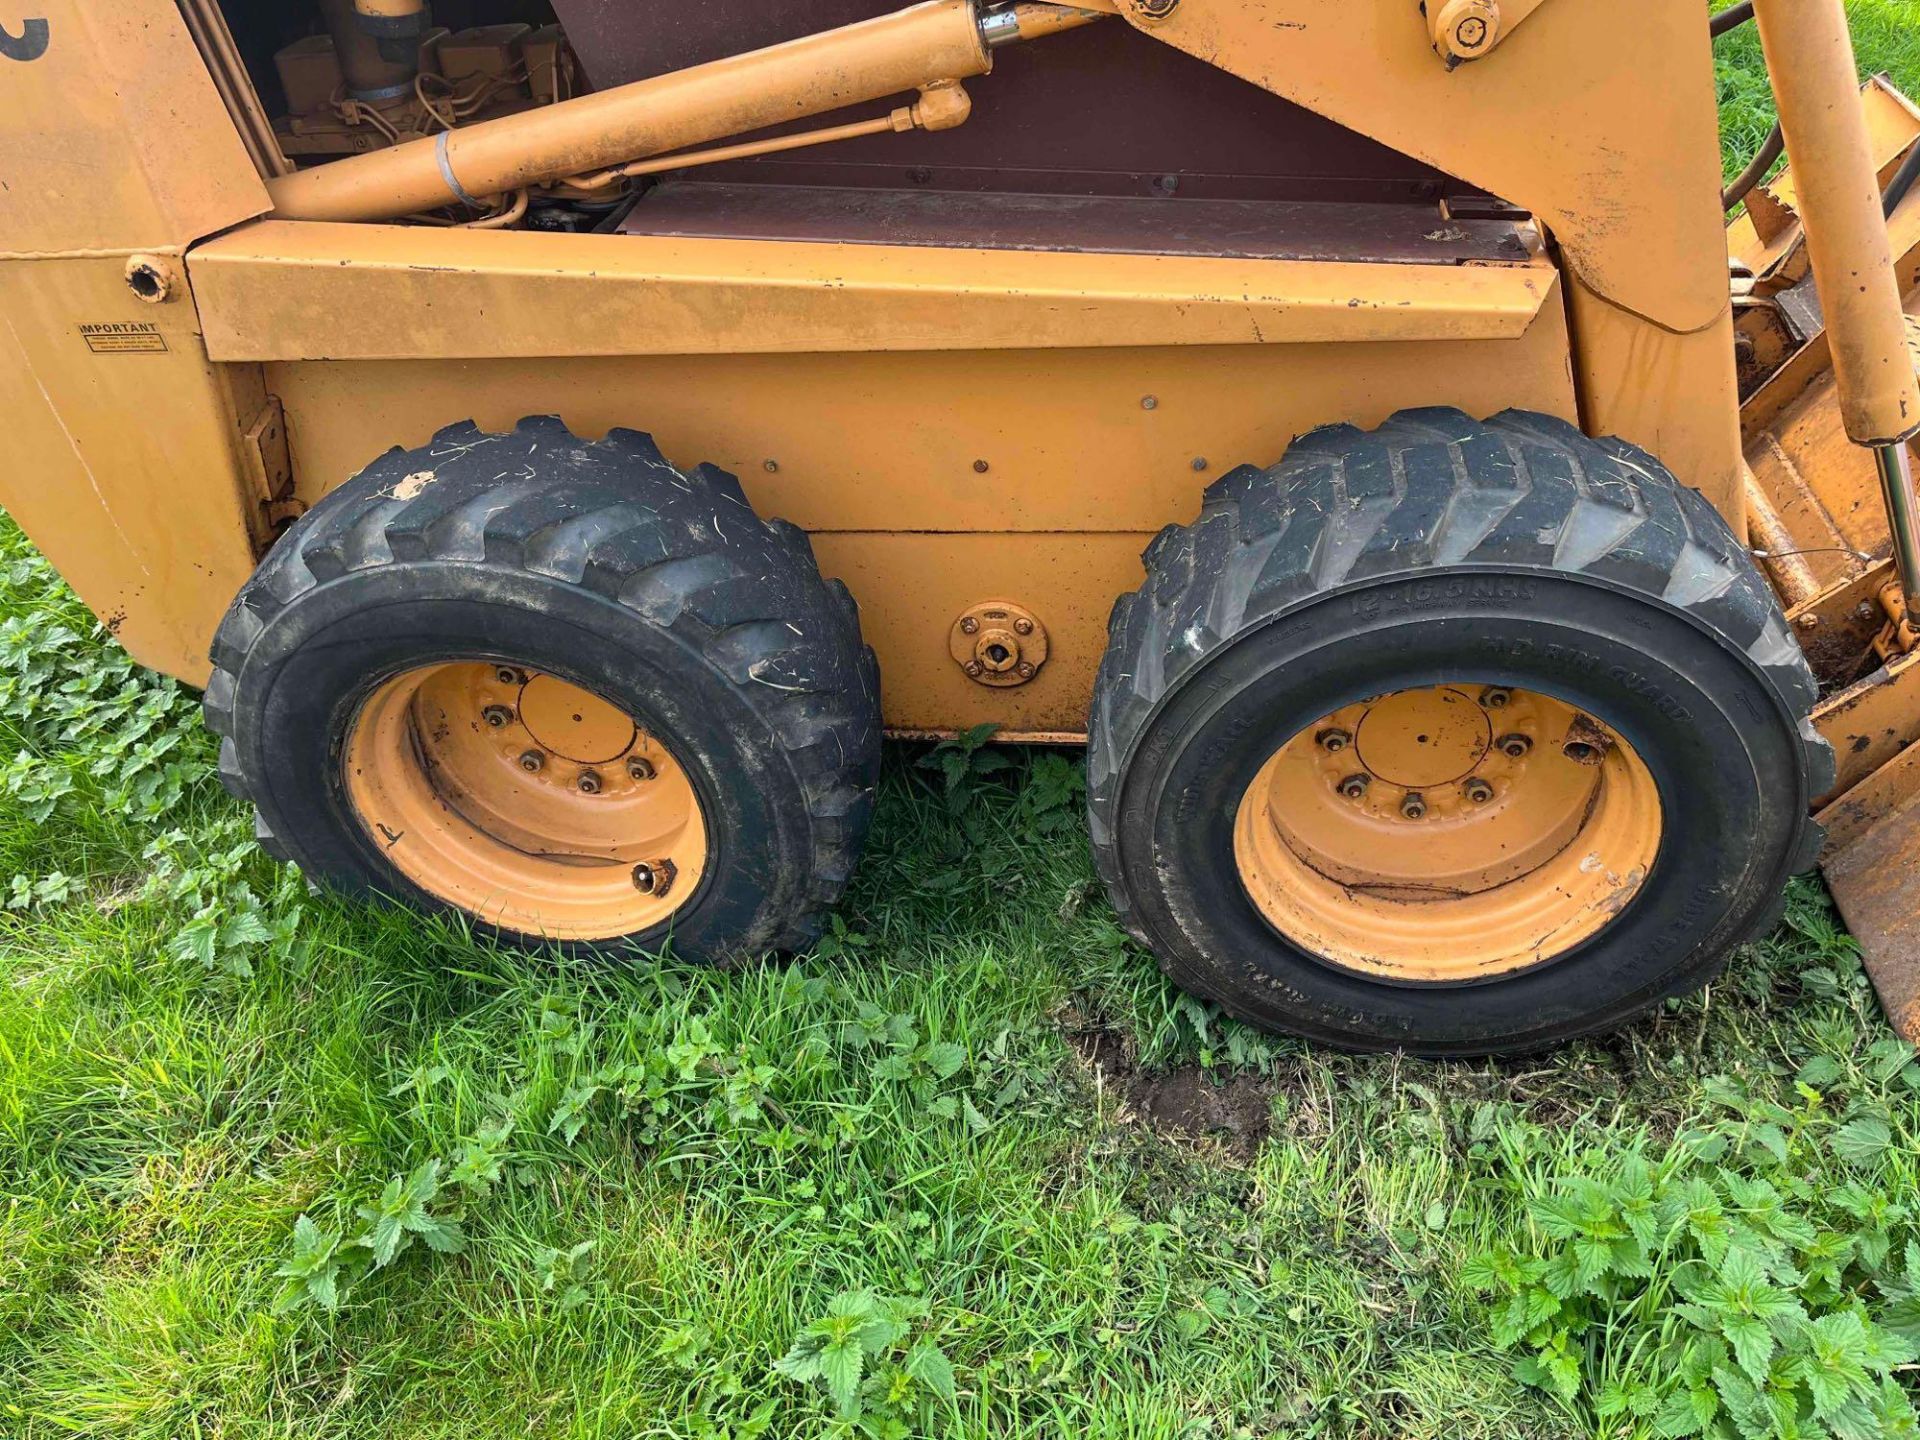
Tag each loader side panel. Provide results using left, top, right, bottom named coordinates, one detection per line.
left=238, top=299, right=1578, bottom=734
left=0, top=1, right=272, bottom=682
left=0, top=259, right=261, bottom=681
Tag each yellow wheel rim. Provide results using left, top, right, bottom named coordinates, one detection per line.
left=1232, top=684, right=1662, bottom=983
left=343, top=662, right=707, bottom=941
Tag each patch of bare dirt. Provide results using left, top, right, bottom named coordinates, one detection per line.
left=1069, top=1028, right=1274, bottom=1161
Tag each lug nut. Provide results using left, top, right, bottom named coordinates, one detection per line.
left=518, top=750, right=545, bottom=773
left=1497, top=733, right=1532, bottom=758
left=1465, top=779, right=1494, bottom=805
left=496, top=666, right=522, bottom=687
left=1400, top=793, right=1428, bottom=820
left=1338, top=774, right=1370, bottom=800
left=578, top=769, right=603, bottom=795
left=1480, top=687, right=1512, bottom=710
left=1318, top=728, right=1352, bottom=754
left=627, top=756, right=656, bottom=782
left=482, top=704, right=513, bottom=728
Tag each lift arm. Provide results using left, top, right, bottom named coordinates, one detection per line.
left=1753, top=0, right=1920, bottom=627
left=265, top=1, right=1102, bottom=225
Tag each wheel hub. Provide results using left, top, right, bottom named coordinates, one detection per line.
left=1352, top=685, right=1489, bottom=787
left=343, top=661, right=706, bottom=941
left=1234, top=683, right=1663, bottom=983
left=516, top=672, right=638, bottom=765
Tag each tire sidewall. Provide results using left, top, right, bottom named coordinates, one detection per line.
left=1113, top=568, right=1807, bottom=1052
left=232, top=562, right=803, bottom=960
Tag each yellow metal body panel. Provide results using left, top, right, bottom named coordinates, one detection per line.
left=187, top=222, right=1555, bottom=360
left=0, top=2, right=272, bottom=681
left=0, top=3, right=267, bottom=255
left=254, top=293, right=1577, bottom=732
left=0, top=259, right=264, bottom=679
left=0, top=0, right=1860, bottom=740
left=1111, top=0, right=1743, bottom=520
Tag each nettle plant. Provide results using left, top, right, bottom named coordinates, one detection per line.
left=273, top=983, right=1019, bottom=1323
left=1468, top=1059, right=1920, bottom=1439
left=772, top=1289, right=958, bottom=1433
left=0, top=529, right=303, bottom=976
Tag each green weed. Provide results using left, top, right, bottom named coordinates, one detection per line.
left=4, top=7, right=1920, bottom=1437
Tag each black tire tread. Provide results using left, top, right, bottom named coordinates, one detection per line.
left=1088, top=407, right=1831, bottom=993
left=207, top=415, right=880, bottom=955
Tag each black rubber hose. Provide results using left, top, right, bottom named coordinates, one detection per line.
left=1712, top=2, right=1756, bottom=39
left=1885, top=141, right=1920, bottom=218
left=1724, top=122, right=1785, bottom=212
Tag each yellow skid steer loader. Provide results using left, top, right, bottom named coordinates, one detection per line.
left=3, top=0, right=1919, bottom=1054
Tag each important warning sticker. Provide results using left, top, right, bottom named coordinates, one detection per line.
left=79, top=321, right=167, bottom=354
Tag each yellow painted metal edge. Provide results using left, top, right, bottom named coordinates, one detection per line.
left=188, top=221, right=1555, bottom=362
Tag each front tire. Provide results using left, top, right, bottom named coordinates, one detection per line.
left=205, top=416, right=881, bottom=961
left=1087, top=408, right=1831, bottom=1055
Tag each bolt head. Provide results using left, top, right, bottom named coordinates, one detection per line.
left=1141, top=395, right=1159, bottom=411
left=1497, top=733, right=1532, bottom=758
left=961, top=616, right=980, bottom=634
left=1338, top=774, right=1370, bottom=800
left=1016, top=661, right=1035, bottom=679
left=1191, top=457, right=1208, bottom=472
left=627, top=756, right=656, bottom=782
left=973, top=459, right=990, bottom=474
left=578, top=769, right=603, bottom=795
left=1455, top=14, right=1488, bottom=46
left=763, top=459, right=780, bottom=474
left=1466, top=779, right=1494, bottom=804
left=518, top=749, right=545, bottom=773
left=964, top=660, right=983, bottom=677
left=1400, top=794, right=1428, bottom=820
left=483, top=704, right=513, bottom=728
left=1013, top=617, right=1034, bottom=636
left=1318, top=728, right=1352, bottom=753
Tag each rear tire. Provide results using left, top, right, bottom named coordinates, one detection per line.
left=205, top=416, right=881, bottom=961
left=1087, top=408, right=1831, bottom=1055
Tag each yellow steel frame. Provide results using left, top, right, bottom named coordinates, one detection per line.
left=0, top=0, right=1844, bottom=737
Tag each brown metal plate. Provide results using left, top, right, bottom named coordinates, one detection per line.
left=622, top=184, right=1533, bottom=266
left=1821, top=749, right=1920, bottom=1045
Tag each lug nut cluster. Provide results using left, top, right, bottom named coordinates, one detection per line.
left=486, top=692, right=659, bottom=795
left=1319, top=686, right=1556, bottom=820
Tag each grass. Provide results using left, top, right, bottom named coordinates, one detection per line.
left=4, top=6, right=1920, bottom=1438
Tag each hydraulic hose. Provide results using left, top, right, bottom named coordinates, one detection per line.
left=1711, top=2, right=1755, bottom=40
left=1884, top=140, right=1920, bottom=219
left=1723, top=122, right=1784, bottom=212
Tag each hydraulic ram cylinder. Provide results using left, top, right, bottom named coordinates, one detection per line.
left=1753, top=0, right=1920, bottom=448
left=266, top=0, right=993, bottom=224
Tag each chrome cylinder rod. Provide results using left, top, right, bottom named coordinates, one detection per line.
left=1876, top=443, right=1920, bottom=626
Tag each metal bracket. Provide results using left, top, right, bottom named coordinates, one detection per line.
left=240, top=397, right=303, bottom=537
left=1425, top=0, right=1552, bottom=68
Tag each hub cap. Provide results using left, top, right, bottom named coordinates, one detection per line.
left=343, top=662, right=706, bottom=941
left=1232, top=684, right=1662, bottom=983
